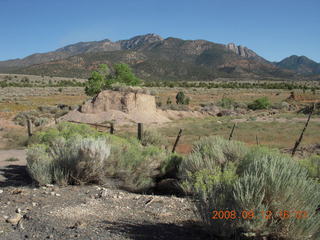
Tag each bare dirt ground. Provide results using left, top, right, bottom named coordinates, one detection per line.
left=0, top=184, right=209, bottom=240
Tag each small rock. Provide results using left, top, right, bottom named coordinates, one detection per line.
left=100, top=189, right=109, bottom=198
left=32, top=202, right=37, bottom=207
left=16, top=208, right=21, bottom=213
left=6, top=213, right=23, bottom=225
left=50, top=192, right=55, bottom=196
left=0, top=189, right=3, bottom=194
left=45, top=184, right=54, bottom=187
left=55, top=193, right=61, bottom=197
left=71, top=220, right=86, bottom=229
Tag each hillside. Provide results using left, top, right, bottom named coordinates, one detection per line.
left=0, top=34, right=296, bottom=81
left=276, top=55, right=320, bottom=75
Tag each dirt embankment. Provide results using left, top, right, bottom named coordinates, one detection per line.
left=60, top=90, right=209, bottom=126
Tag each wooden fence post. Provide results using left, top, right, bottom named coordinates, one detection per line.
left=172, top=129, right=183, bottom=153
left=291, top=103, right=315, bottom=157
left=256, top=135, right=259, bottom=145
left=228, top=123, right=236, bottom=141
left=110, top=123, right=114, bottom=134
left=137, top=123, right=143, bottom=141
left=27, top=119, right=33, bottom=137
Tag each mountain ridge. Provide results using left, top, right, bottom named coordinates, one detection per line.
left=276, top=55, right=320, bottom=75
left=0, top=34, right=317, bottom=80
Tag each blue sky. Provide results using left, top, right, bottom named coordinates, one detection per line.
left=0, top=0, right=319, bottom=62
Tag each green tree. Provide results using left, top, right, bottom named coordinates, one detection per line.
left=175, top=91, right=189, bottom=105
left=112, top=63, right=141, bottom=86
left=85, top=63, right=142, bottom=96
left=85, top=64, right=110, bottom=96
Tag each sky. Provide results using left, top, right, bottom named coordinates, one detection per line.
left=0, top=0, right=319, bottom=62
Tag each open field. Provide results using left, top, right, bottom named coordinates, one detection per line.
left=0, top=83, right=320, bottom=240
left=1, top=85, right=320, bottom=151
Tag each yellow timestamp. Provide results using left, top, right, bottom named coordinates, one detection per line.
left=211, top=210, right=308, bottom=220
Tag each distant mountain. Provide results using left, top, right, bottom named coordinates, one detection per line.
left=0, top=34, right=295, bottom=80
left=276, top=55, right=320, bottom=75
left=0, top=34, right=164, bottom=71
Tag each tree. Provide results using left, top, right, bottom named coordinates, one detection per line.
left=112, top=63, right=141, bottom=86
left=85, top=64, right=109, bottom=96
left=176, top=91, right=190, bottom=105
left=85, top=63, right=142, bottom=96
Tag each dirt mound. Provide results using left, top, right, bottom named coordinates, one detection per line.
left=60, top=90, right=171, bottom=125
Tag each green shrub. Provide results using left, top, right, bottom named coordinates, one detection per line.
left=186, top=144, right=320, bottom=239
left=175, top=91, right=190, bottom=105
left=29, top=122, right=103, bottom=145
left=179, top=136, right=248, bottom=195
left=27, top=122, right=176, bottom=192
left=217, top=97, right=235, bottom=109
left=300, top=155, right=320, bottom=180
left=27, top=144, right=53, bottom=185
left=248, top=97, right=271, bottom=110
left=233, top=148, right=320, bottom=239
left=27, top=137, right=111, bottom=185
left=141, top=129, right=165, bottom=147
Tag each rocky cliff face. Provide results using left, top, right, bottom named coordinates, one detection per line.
left=226, top=43, right=259, bottom=58
left=118, top=34, right=163, bottom=50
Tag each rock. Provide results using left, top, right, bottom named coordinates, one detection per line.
left=6, top=213, right=23, bottom=225
left=55, top=193, right=61, bottom=197
left=100, top=188, right=109, bottom=198
left=61, top=90, right=170, bottom=125
left=0, top=189, right=3, bottom=194
left=71, top=220, right=86, bottom=229
left=32, top=202, right=37, bottom=207
left=15, top=208, right=21, bottom=213
left=50, top=192, right=55, bottom=196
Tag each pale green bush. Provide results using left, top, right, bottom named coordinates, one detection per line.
left=186, top=144, right=320, bottom=239
left=233, top=148, right=320, bottom=239
left=27, top=122, right=176, bottom=192
left=106, top=138, right=169, bottom=192
left=141, top=129, right=165, bottom=147
left=299, top=155, right=320, bottom=180
left=27, top=137, right=110, bottom=185
left=26, top=144, right=53, bottom=185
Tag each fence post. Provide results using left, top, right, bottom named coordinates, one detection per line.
left=292, top=103, right=315, bottom=157
left=228, top=123, right=236, bottom=141
left=137, top=123, right=143, bottom=141
left=27, top=119, right=33, bottom=137
left=256, top=135, right=259, bottom=145
left=110, top=123, right=114, bottom=134
left=172, top=129, right=183, bottom=153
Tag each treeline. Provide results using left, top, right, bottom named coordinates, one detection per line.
left=144, top=81, right=320, bottom=90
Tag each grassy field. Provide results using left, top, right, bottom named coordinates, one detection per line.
left=0, top=84, right=319, bottom=152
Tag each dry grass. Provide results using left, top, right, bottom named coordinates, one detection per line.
left=154, top=87, right=320, bottom=108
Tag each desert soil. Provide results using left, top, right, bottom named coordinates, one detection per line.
left=0, top=151, right=209, bottom=240
left=0, top=184, right=210, bottom=240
